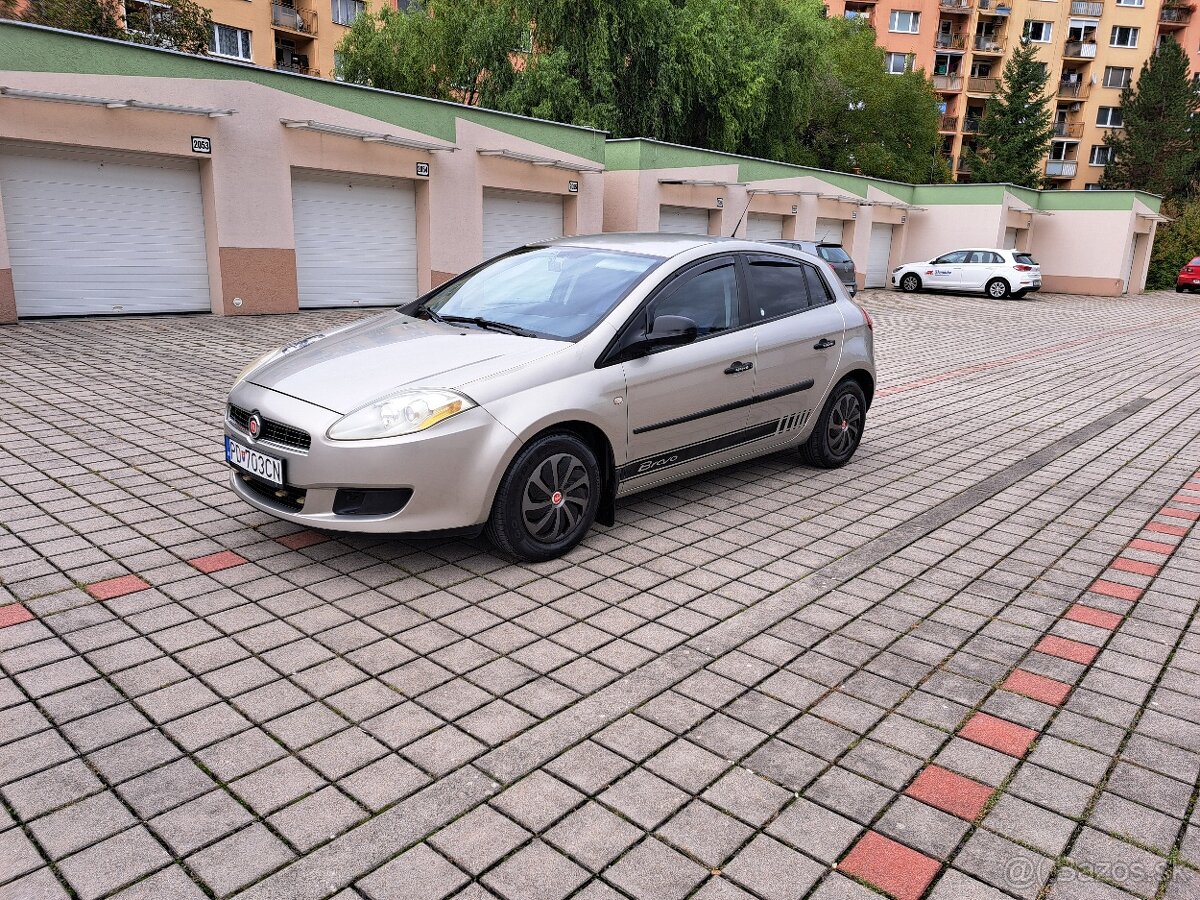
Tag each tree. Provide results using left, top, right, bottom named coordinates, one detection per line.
left=1101, top=37, right=1198, bottom=199
left=9, top=0, right=125, bottom=39
left=1144, top=198, right=1200, bottom=289
left=964, top=38, right=1054, bottom=187
left=6, top=0, right=212, bottom=55
left=337, top=0, right=523, bottom=106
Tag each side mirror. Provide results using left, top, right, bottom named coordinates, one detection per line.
left=645, top=315, right=698, bottom=348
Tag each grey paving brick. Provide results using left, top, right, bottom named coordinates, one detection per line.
left=491, top=770, right=585, bottom=832
left=767, top=797, right=861, bottom=864
left=702, top=767, right=791, bottom=826
left=603, top=837, right=708, bottom=900
left=984, top=794, right=1078, bottom=858
left=482, top=839, right=589, bottom=900
left=804, top=767, right=893, bottom=825
left=149, top=788, right=254, bottom=856
left=58, top=826, right=172, bottom=900
left=0, top=827, right=46, bottom=884
left=430, top=805, right=531, bottom=875
left=267, top=786, right=367, bottom=852
left=357, top=843, right=469, bottom=900
left=956, top=829, right=1053, bottom=900
left=546, top=800, right=641, bottom=872
left=186, top=823, right=294, bottom=896
left=109, top=866, right=209, bottom=900
left=876, top=794, right=969, bottom=860
left=599, top=768, right=689, bottom=830
left=723, top=834, right=824, bottom=900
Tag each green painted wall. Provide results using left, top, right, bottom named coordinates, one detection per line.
left=0, top=22, right=607, bottom=161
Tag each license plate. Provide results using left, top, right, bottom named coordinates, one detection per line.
left=225, top=436, right=284, bottom=486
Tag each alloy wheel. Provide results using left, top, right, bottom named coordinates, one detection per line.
left=521, top=452, right=591, bottom=543
left=827, top=393, right=863, bottom=457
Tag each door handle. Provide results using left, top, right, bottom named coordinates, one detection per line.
left=724, top=361, right=754, bottom=374
left=814, top=338, right=837, bottom=350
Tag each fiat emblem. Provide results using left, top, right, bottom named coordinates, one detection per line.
left=247, top=412, right=262, bottom=441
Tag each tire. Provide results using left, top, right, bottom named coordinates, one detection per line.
left=986, top=278, right=1011, bottom=299
left=899, top=273, right=921, bottom=293
left=1176, top=286, right=1184, bottom=293
left=485, top=432, right=601, bottom=562
left=800, top=380, right=867, bottom=469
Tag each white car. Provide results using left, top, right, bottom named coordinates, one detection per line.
left=892, top=248, right=1041, bottom=299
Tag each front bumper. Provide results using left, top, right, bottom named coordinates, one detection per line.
left=225, top=382, right=519, bottom=533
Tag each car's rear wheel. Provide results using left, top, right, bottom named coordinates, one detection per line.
left=800, top=380, right=866, bottom=469
left=486, top=432, right=600, bottom=562
left=899, top=273, right=921, bottom=293
left=986, top=278, right=1011, bottom=299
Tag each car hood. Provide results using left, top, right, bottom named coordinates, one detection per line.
left=247, top=313, right=567, bottom=414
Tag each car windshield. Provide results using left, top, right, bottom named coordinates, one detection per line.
left=817, top=245, right=852, bottom=264
left=411, top=247, right=659, bottom=340
left=1014, top=253, right=1038, bottom=265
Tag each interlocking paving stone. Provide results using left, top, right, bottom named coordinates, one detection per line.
left=838, top=830, right=941, bottom=900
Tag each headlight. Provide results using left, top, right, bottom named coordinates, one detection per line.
left=327, top=389, right=477, bottom=441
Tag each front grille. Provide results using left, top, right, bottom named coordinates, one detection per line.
left=238, top=473, right=306, bottom=510
left=228, top=404, right=311, bottom=452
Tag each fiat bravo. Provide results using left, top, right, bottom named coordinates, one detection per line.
left=225, top=234, right=876, bottom=561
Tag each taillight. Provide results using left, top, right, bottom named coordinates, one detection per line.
left=1013, top=264, right=1033, bottom=272
left=1186, top=266, right=1195, bottom=274
left=856, top=303, right=874, bottom=331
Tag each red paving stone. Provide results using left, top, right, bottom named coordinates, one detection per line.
left=905, top=765, right=994, bottom=821
left=959, top=712, right=1038, bottom=757
left=838, top=831, right=942, bottom=900
left=277, top=531, right=330, bottom=551
left=190, top=551, right=249, bottom=573
left=1146, top=521, right=1188, bottom=537
left=1002, top=669, right=1072, bottom=706
left=0, top=604, right=34, bottom=628
left=1088, top=579, right=1143, bottom=602
left=1128, top=538, right=1176, bottom=554
left=86, top=574, right=151, bottom=601
left=1171, top=493, right=1200, bottom=506
left=1065, top=604, right=1124, bottom=630
left=1161, top=507, right=1200, bottom=522
left=1035, top=635, right=1100, bottom=665
left=1109, top=558, right=1161, bottom=577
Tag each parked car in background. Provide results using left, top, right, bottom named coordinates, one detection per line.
left=225, top=234, right=875, bottom=562
left=892, top=248, right=1041, bottom=298
left=769, top=240, right=858, bottom=296
left=1175, top=257, right=1200, bottom=292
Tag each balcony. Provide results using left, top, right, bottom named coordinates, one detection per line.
left=1046, top=159, right=1078, bottom=178
left=940, top=114, right=959, bottom=131
left=1159, top=6, right=1192, bottom=25
left=936, top=32, right=967, bottom=49
left=973, top=35, right=1006, bottom=53
left=968, top=76, right=998, bottom=94
left=962, top=117, right=982, bottom=132
left=976, top=0, right=1012, bottom=14
left=1057, top=80, right=1090, bottom=99
left=1070, top=0, right=1104, bottom=13
left=933, top=74, right=964, bottom=91
left=1052, top=121, right=1084, bottom=138
left=940, top=0, right=974, bottom=11
left=272, top=3, right=317, bottom=35
left=275, top=61, right=319, bottom=76
left=956, top=157, right=972, bottom=176
left=1063, top=40, right=1098, bottom=59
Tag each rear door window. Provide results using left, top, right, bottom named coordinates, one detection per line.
left=817, top=245, right=852, bottom=264
left=745, top=254, right=832, bottom=320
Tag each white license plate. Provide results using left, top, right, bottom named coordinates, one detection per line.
left=225, top=437, right=284, bottom=486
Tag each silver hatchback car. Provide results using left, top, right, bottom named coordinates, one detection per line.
left=225, top=234, right=876, bottom=561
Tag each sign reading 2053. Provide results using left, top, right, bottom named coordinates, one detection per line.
left=191, top=136, right=212, bottom=155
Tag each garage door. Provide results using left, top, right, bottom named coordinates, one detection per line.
left=658, top=205, right=710, bottom=235
left=482, top=189, right=564, bottom=261
left=0, top=148, right=210, bottom=317
left=1003, top=227, right=1018, bottom=249
left=866, top=224, right=894, bottom=288
left=292, top=172, right=417, bottom=309
left=745, top=213, right=784, bottom=241
left=815, top=218, right=845, bottom=245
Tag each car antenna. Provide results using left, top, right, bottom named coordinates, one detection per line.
left=728, top=193, right=755, bottom=238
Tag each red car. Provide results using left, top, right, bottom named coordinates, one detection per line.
left=1176, top=257, right=1200, bottom=292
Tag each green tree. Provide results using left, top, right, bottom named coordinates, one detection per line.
left=125, top=0, right=213, bottom=54
left=9, top=0, right=125, bottom=39
left=337, top=0, right=523, bottom=106
left=1101, top=37, right=1198, bottom=199
left=964, top=37, right=1054, bottom=187
left=1145, top=199, right=1200, bottom=289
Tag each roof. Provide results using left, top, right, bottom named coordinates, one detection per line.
left=546, top=233, right=734, bottom=257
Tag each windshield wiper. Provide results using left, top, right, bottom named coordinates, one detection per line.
left=413, top=303, right=446, bottom=324
left=440, top=315, right=537, bottom=337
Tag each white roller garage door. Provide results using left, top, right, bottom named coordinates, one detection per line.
left=658, top=205, right=711, bottom=235
left=0, top=148, right=210, bottom=317
left=815, top=218, right=845, bottom=244
left=292, top=172, right=418, bottom=309
left=866, top=224, right=894, bottom=288
left=482, top=189, right=564, bottom=261
left=745, top=213, right=784, bottom=241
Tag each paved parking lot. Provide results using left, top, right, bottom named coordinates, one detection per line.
left=1, top=288, right=1198, bottom=900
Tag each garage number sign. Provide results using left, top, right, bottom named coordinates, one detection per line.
left=191, top=136, right=212, bottom=155
left=416, top=162, right=430, bottom=177
left=568, top=180, right=579, bottom=193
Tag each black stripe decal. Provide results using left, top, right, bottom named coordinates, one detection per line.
left=620, top=421, right=781, bottom=480
left=633, top=379, right=815, bottom=436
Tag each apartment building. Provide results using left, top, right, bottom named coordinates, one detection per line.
left=829, top=0, right=1200, bottom=189
left=202, top=0, right=400, bottom=78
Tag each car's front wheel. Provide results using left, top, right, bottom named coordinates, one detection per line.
left=800, top=379, right=867, bottom=469
left=486, top=432, right=600, bottom=562
left=986, top=278, right=1011, bottom=299
left=899, top=273, right=921, bottom=293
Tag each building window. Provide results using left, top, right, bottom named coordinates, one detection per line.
left=1110, top=26, right=1139, bottom=47
left=1084, top=183, right=1103, bottom=190
left=209, top=23, right=252, bottom=60
left=333, top=51, right=344, bottom=80
left=1103, top=66, right=1133, bottom=88
left=1115, top=0, right=1144, bottom=6
left=1024, top=20, right=1053, bottom=42
left=124, top=0, right=169, bottom=36
left=1089, top=145, right=1113, bottom=165
left=886, top=52, right=912, bottom=73
left=1097, top=106, right=1124, bottom=127
left=889, top=10, right=920, bottom=32
left=331, top=0, right=364, bottom=26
